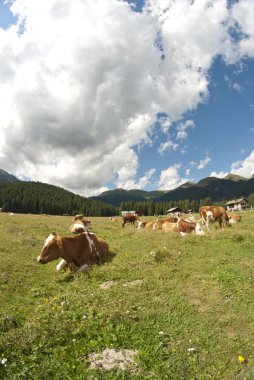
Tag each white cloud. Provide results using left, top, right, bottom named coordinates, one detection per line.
left=230, top=150, right=254, bottom=177
left=210, top=171, right=228, bottom=179
left=117, top=168, right=156, bottom=190
left=158, top=140, right=179, bottom=154
left=158, top=164, right=187, bottom=190
left=231, top=0, right=254, bottom=58
left=0, top=0, right=254, bottom=194
left=176, top=120, right=195, bottom=140
left=197, top=156, right=211, bottom=170
left=158, top=114, right=172, bottom=134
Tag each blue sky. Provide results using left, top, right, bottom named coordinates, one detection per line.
left=0, top=0, right=253, bottom=196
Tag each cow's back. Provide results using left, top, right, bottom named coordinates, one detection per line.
left=162, top=222, right=177, bottom=232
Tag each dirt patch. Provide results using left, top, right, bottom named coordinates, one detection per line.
left=88, top=348, right=138, bottom=371
left=99, top=281, right=118, bottom=289
left=185, top=279, right=222, bottom=313
left=122, top=280, right=143, bottom=288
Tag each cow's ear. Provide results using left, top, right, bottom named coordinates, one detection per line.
left=56, top=236, right=62, bottom=248
left=51, top=232, right=57, bottom=236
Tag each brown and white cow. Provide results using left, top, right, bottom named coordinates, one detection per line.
left=137, top=220, right=157, bottom=230
left=153, top=217, right=178, bottom=230
left=122, top=214, right=139, bottom=228
left=161, top=218, right=204, bottom=235
left=199, top=206, right=229, bottom=229
left=228, top=213, right=242, bottom=224
left=162, top=221, right=177, bottom=233
left=69, top=215, right=91, bottom=234
left=175, top=218, right=204, bottom=235
left=37, top=232, right=109, bottom=272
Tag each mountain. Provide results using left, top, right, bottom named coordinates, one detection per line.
left=224, top=174, right=247, bottom=181
left=1, top=168, right=253, bottom=211
left=91, top=188, right=166, bottom=206
left=91, top=175, right=254, bottom=206
left=0, top=169, right=19, bottom=183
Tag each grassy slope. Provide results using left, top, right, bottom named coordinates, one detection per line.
left=1, top=212, right=254, bottom=379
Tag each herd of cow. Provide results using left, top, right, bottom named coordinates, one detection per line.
left=37, top=207, right=241, bottom=273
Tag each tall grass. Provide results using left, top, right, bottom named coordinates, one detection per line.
left=0, top=211, right=254, bottom=379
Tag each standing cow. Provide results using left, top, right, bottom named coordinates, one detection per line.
left=122, top=214, right=139, bottom=228
left=199, top=206, right=229, bottom=229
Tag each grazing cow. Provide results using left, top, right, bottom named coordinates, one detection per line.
left=228, top=213, right=241, bottom=224
left=122, top=214, right=139, bottom=228
left=175, top=218, right=204, bottom=235
left=199, top=206, right=229, bottom=229
left=37, top=232, right=109, bottom=272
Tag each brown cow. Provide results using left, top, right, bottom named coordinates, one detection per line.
left=199, top=206, right=229, bottom=229
left=122, top=214, right=139, bottom=228
left=37, top=232, right=109, bottom=272
left=228, top=213, right=241, bottom=224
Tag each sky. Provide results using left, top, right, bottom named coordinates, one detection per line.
left=0, top=0, right=253, bottom=196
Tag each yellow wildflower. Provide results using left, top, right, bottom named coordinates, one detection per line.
left=238, top=355, right=246, bottom=364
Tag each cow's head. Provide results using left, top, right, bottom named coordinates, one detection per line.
left=137, top=221, right=146, bottom=229
left=37, top=233, right=62, bottom=264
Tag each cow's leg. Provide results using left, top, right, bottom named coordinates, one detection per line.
left=56, top=259, right=68, bottom=271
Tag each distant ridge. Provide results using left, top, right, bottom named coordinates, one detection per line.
left=1, top=169, right=253, bottom=209
left=224, top=174, right=247, bottom=181
left=91, top=174, right=254, bottom=206
left=0, top=169, right=19, bottom=183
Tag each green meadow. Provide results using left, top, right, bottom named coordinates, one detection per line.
left=1, top=211, right=254, bottom=379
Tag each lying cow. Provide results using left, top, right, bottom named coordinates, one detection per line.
left=228, top=213, right=241, bottom=224
left=122, top=214, right=139, bottom=228
left=175, top=218, right=204, bottom=235
left=37, top=232, right=109, bottom=272
left=153, top=217, right=178, bottom=230
left=137, top=220, right=157, bottom=230
left=69, top=215, right=91, bottom=234
left=199, top=206, right=229, bottom=229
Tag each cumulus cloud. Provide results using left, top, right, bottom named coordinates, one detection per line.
left=197, top=156, right=211, bottom=170
left=210, top=171, right=228, bottom=179
left=176, top=119, right=195, bottom=141
left=117, top=168, right=156, bottom=190
left=230, top=150, right=254, bottom=177
left=0, top=0, right=254, bottom=194
left=158, top=140, right=179, bottom=154
left=158, top=164, right=187, bottom=190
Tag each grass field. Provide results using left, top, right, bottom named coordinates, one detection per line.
left=1, top=211, right=254, bottom=379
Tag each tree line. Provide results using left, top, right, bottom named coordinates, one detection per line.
left=0, top=182, right=118, bottom=216
left=119, top=194, right=254, bottom=215
left=0, top=181, right=253, bottom=216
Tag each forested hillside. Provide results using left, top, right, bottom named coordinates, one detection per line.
left=92, top=176, right=254, bottom=206
left=0, top=182, right=118, bottom=216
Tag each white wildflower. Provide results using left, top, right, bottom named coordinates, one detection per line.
left=1, top=358, right=7, bottom=366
